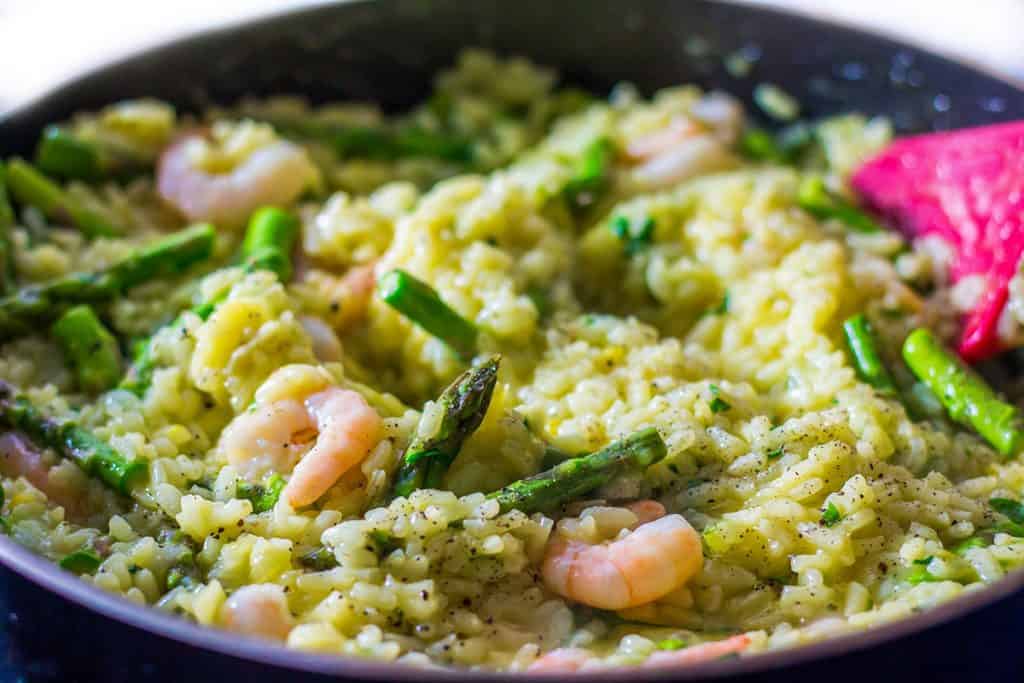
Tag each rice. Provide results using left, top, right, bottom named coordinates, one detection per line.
left=1, top=49, right=1021, bottom=672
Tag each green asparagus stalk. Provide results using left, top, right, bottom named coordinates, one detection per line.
left=379, top=269, right=478, bottom=358
left=0, top=223, right=214, bottom=340
left=52, top=305, right=122, bottom=393
left=0, top=380, right=146, bottom=494
left=0, top=165, right=17, bottom=294
left=563, top=137, right=615, bottom=213
left=120, top=208, right=296, bottom=395
left=740, top=122, right=814, bottom=164
left=35, top=127, right=102, bottom=181
left=797, top=176, right=882, bottom=233
left=4, top=158, right=124, bottom=237
left=236, top=474, right=286, bottom=514
left=487, top=428, right=668, bottom=514
left=391, top=356, right=500, bottom=497
left=843, top=313, right=897, bottom=395
left=902, top=328, right=1024, bottom=456
left=260, top=116, right=475, bottom=163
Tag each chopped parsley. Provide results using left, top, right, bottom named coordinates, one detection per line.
left=990, top=497, right=1024, bottom=524
left=709, top=292, right=730, bottom=315
left=609, top=214, right=656, bottom=256
left=709, top=384, right=731, bottom=413
left=236, top=474, right=286, bottom=514
left=766, top=447, right=784, bottom=460
left=59, top=549, right=102, bottom=575
left=820, top=502, right=842, bottom=527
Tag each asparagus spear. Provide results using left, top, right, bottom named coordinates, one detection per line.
left=260, top=116, right=475, bottom=163
left=391, top=356, right=500, bottom=497
left=120, top=208, right=296, bottom=395
left=740, top=122, right=815, bottom=164
left=4, top=158, right=124, bottom=237
left=843, top=313, right=897, bottom=395
left=52, top=305, right=122, bottom=393
left=0, top=223, right=214, bottom=340
left=0, top=380, right=146, bottom=494
left=563, top=137, right=615, bottom=213
left=236, top=474, right=286, bottom=514
left=487, top=428, right=668, bottom=514
left=797, top=176, right=882, bottom=233
left=0, top=165, right=17, bottom=294
left=35, top=127, right=102, bottom=181
left=378, top=269, right=478, bottom=358
left=903, top=328, right=1024, bottom=456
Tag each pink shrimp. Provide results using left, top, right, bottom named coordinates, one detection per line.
left=221, top=584, right=294, bottom=641
left=642, top=634, right=751, bottom=668
left=301, top=262, right=378, bottom=333
left=157, top=131, right=316, bottom=226
left=218, top=386, right=383, bottom=508
left=0, top=432, right=77, bottom=514
left=626, top=116, right=702, bottom=161
left=541, top=501, right=703, bottom=610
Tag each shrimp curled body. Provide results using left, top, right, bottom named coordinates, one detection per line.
left=218, top=386, right=383, bottom=508
left=157, top=133, right=316, bottom=226
left=221, top=584, right=294, bottom=641
left=527, top=636, right=750, bottom=673
left=541, top=501, right=703, bottom=610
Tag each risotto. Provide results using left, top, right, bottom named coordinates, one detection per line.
left=1, top=49, right=1023, bottom=672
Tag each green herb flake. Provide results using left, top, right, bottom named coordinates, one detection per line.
left=236, top=474, right=286, bottom=514
left=905, top=564, right=940, bottom=585
left=912, top=556, right=934, bottom=566
left=708, top=384, right=731, bottom=413
left=657, top=638, right=687, bottom=651
left=609, top=214, right=656, bottom=256
left=990, top=497, right=1024, bottom=524
left=820, top=502, right=842, bottom=527
left=59, top=549, right=102, bottom=575
left=766, top=447, right=784, bottom=460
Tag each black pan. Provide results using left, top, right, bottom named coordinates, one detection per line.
left=1, top=1, right=1023, bottom=681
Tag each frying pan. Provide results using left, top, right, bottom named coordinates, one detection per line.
left=1, top=1, right=1023, bottom=681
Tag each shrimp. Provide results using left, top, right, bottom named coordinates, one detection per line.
left=0, top=432, right=78, bottom=514
left=221, top=584, right=294, bottom=641
left=157, top=131, right=317, bottom=226
left=301, top=262, right=378, bottom=332
left=527, top=648, right=591, bottom=673
left=641, top=634, right=750, bottom=668
left=218, top=383, right=383, bottom=508
left=541, top=501, right=703, bottom=610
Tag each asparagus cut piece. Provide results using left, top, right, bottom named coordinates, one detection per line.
left=488, top=428, right=668, bottom=514
left=239, top=206, right=300, bottom=281
left=903, top=328, right=1024, bottom=456
left=59, top=549, right=102, bottom=574
left=120, top=208, right=296, bottom=395
left=236, top=474, right=286, bottom=514
left=0, top=223, right=215, bottom=340
left=35, top=127, right=102, bottom=181
left=391, top=356, right=500, bottom=497
left=260, top=116, right=475, bottom=163
left=0, top=165, right=17, bottom=294
left=842, top=313, right=897, bottom=395
left=52, top=305, right=122, bottom=393
left=797, top=176, right=882, bottom=233
left=0, top=380, right=146, bottom=494
left=4, top=158, right=124, bottom=238
left=379, top=269, right=478, bottom=358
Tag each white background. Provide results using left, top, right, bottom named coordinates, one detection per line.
left=1, top=0, right=1022, bottom=114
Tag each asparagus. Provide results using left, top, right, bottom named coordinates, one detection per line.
left=378, top=269, right=478, bottom=358
left=0, top=223, right=215, bottom=340
left=4, top=158, right=124, bottom=237
left=843, top=313, right=897, bottom=395
left=0, top=380, right=147, bottom=494
left=59, top=549, right=102, bottom=574
left=260, top=116, right=475, bottom=163
left=563, top=137, right=615, bottom=213
left=0, top=165, right=17, bottom=294
left=239, top=206, right=300, bottom=281
left=487, top=428, right=668, bottom=514
left=236, top=474, right=286, bottom=514
left=52, top=305, right=122, bottom=393
left=391, top=356, right=500, bottom=497
left=120, top=208, right=296, bottom=395
left=797, top=176, right=882, bottom=233
left=902, top=328, right=1024, bottom=456
left=740, top=122, right=814, bottom=164
left=35, top=127, right=102, bottom=181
